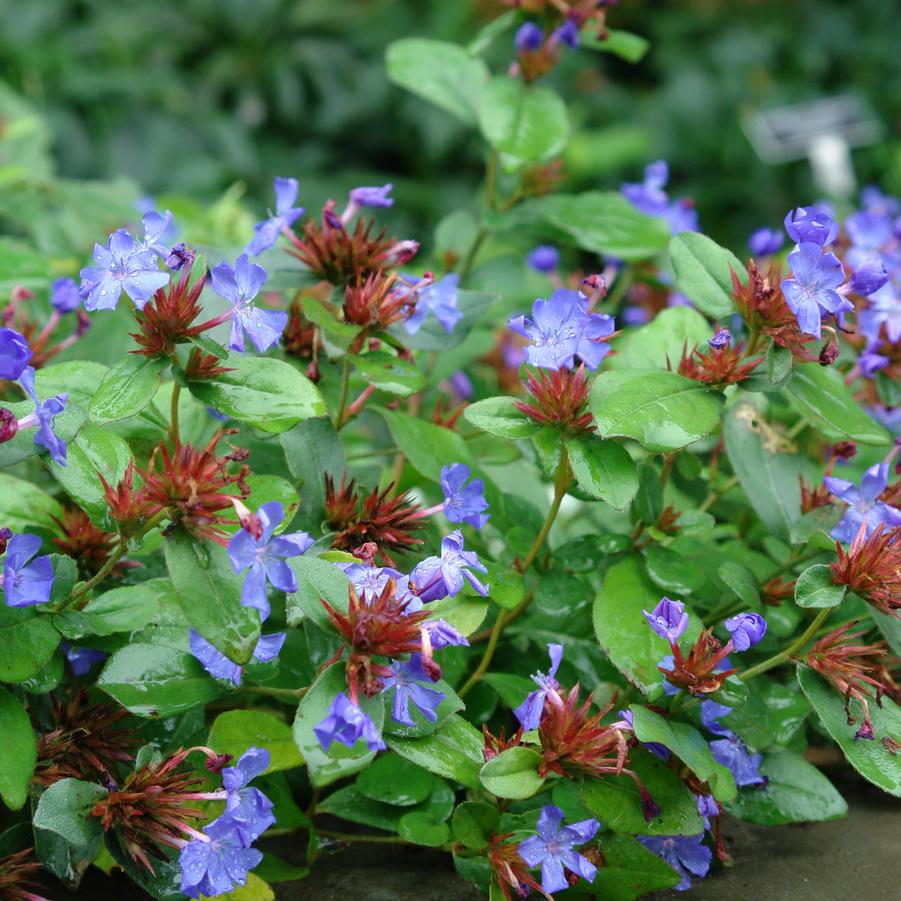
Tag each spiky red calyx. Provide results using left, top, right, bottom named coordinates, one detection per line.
left=831, top=524, right=901, bottom=616
left=52, top=507, right=120, bottom=576
left=676, top=340, right=764, bottom=386
left=0, top=847, right=48, bottom=901
left=515, top=365, right=594, bottom=436
left=343, top=270, right=415, bottom=329
left=662, top=628, right=737, bottom=696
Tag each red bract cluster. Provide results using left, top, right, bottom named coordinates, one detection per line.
left=487, top=834, right=547, bottom=901
left=515, top=365, right=594, bottom=435
left=33, top=690, right=136, bottom=787
left=676, top=338, right=763, bottom=386
left=342, top=270, right=416, bottom=330
left=324, top=474, right=424, bottom=563
left=831, top=524, right=901, bottom=616
left=806, top=623, right=899, bottom=740
left=51, top=506, right=120, bottom=576
left=0, top=847, right=48, bottom=901
left=661, top=628, right=737, bottom=696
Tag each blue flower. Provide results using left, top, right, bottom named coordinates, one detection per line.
left=518, top=805, right=600, bottom=895
left=2, top=533, right=54, bottom=607
left=514, top=643, right=563, bottom=730
left=402, top=273, right=462, bottom=335
left=50, top=277, right=81, bottom=314
left=696, top=794, right=719, bottom=829
left=17, top=366, right=68, bottom=466
left=60, top=643, right=107, bottom=676
left=79, top=228, right=170, bottom=311
left=526, top=245, right=560, bottom=274
left=409, top=530, right=489, bottom=602
left=709, top=732, right=765, bottom=787
left=382, top=654, right=445, bottom=726
left=781, top=242, right=852, bottom=338
left=784, top=206, right=839, bottom=247
left=179, top=815, right=263, bottom=899
left=748, top=227, right=784, bottom=257
left=552, top=18, right=580, bottom=49
left=621, top=161, right=699, bottom=234
left=189, top=630, right=286, bottom=685
left=637, top=834, right=712, bottom=891
left=824, top=462, right=901, bottom=544
left=724, top=612, right=767, bottom=651
left=349, top=183, right=394, bottom=209
left=859, top=279, right=901, bottom=345
left=0, top=327, right=32, bottom=380
left=708, top=327, right=733, bottom=348
left=221, top=748, right=276, bottom=847
left=227, top=501, right=313, bottom=620
left=245, top=177, right=305, bottom=257
left=700, top=700, right=733, bottom=737
left=210, top=254, right=288, bottom=354
left=139, top=210, right=175, bottom=257
left=847, top=258, right=889, bottom=300
left=515, top=22, right=544, bottom=52
left=643, top=597, right=689, bottom=643
left=441, top=463, right=489, bottom=528
left=314, top=692, right=385, bottom=752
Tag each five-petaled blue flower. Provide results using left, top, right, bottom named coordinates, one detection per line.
left=409, top=530, right=489, bottom=602
left=221, top=748, right=276, bottom=847
left=179, top=814, right=263, bottom=899
left=382, top=654, right=445, bottom=726
left=228, top=501, right=314, bottom=620
left=79, top=228, right=170, bottom=311
left=781, top=242, right=852, bottom=338
left=403, top=273, right=462, bottom=335
left=724, top=612, right=767, bottom=651
left=824, top=462, right=901, bottom=544
left=784, top=206, right=839, bottom=247
left=514, top=642, right=563, bottom=730
left=17, top=366, right=69, bottom=466
left=245, top=177, right=305, bottom=257
left=314, top=692, right=385, bottom=752
left=210, top=254, right=288, bottom=354
left=0, top=327, right=32, bottom=380
left=441, top=463, right=489, bottom=528
left=189, top=630, right=286, bottom=686
left=643, top=597, right=689, bottom=643
left=637, top=834, right=712, bottom=891
left=2, top=533, right=54, bottom=608
left=517, top=805, right=600, bottom=895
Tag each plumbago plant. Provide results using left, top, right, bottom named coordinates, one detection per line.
left=1, top=6, right=901, bottom=901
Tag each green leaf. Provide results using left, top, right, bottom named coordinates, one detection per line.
left=349, top=351, right=425, bottom=398
left=49, top=423, right=132, bottom=526
left=583, top=28, right=650, bottom=63
left=789, top=506, right=842, bottom=549
left=357, top=754, right=433, bottom=806
left=479, top=746, right=545, bottom=800
left=463, top=396, right=540, bottom=440
left=386, top=38, right=488, bottom=126
left=720, top=681, right=810, bottom=751
left=0, top=604, right=60, bottom=683
left=293, top=664, right=384, bottom=787
left=452, top=801, right=500, bottom=850
left=33, top=778, right=106, bottom=847
left=0, top=474, right=63, bottom=533
left=0, top=688, right=35, bottom=809
left=88, top=356, right=167, bottom=424
left=97, top=644, right=224, bottom=716
left=188, top=355, right=325, bottom=434
left=388, top=714, right=484, bottom=789
left=786, top=364, right=890, bottom=446
left=669, top=232, right=746, bottom=318
left=606, top=306, right=712, bottom=372
left=483, top=562, right=525, bottom=610
left=285, top=554, right=351, bottom=631
left=581, top=749, right=705, bottom=835
left=164, top=530, right=260, bottom=665
left=318, top=780, right=454, bottom=833
left=722, top=399, right=805, bottom=540
left=717, top=560, right=761, bottom=606
left=526, top=191, right=670, bottom=261
left=589, top=370, right=724, bottom=452
left=53, top=577, right=172, bottom=639
left=0, top=398, right=86, bottom=469
left=592, top=835, right=682, bottom=900
left=629, top=705, right=737, bottom=801
left=725, top=750, right=847, bottom=825
left=255, top=855, right=309, bottom=885
left=594, top=557, right=702, bottom=696
left=565, top=437, right=638, bottom=511
left=644, top=544, right=705, bottom=596
left=794, top=564, right=846, bottom=609
left=278, top=417, right=345, bottom=528
left=797, top=665, right=901, bottom=796
left=375, top=407, right=473, bottom=481
left=209, top=710, right=303, bottom=773
left=397, top=811, right=450, bottom=847
left=872, top=609, right=901, bottom=657
left=426, top=594, right=488, bottom=638
left=767, top=343, right=793, bottom=386
left=478, top=76, right=569, bottom=163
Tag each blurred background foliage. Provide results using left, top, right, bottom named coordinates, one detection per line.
left=0, top=0, right=899, bottom=261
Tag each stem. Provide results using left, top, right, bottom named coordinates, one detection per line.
left=458, top=452, right=571, bottom=693
left=334, top=357, right=351, bottom=430
left=316, top=829, right=413, bottom=846
left=66, top=509, right=170, bottom=607
left=699, top=475, right=739, bottom=513
left=242, top=685, right=308, bottom=700
left=459, top=225, right=488, bottom=282
left=740, top=608, right=831, bottom=681
left=170, top=383, right=181, bottom=446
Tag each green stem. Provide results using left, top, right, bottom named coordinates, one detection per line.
left=699, top=475, right=739, bottom=513
left=458, top=609, right=508, bottom=699
left=169, top=383, right=181, bottom=446
left=740, top=608, right=831, bottom=681
left=459, top=225, right=488, bottom=282
left=316, top=829, right=414, bottom=846
left=242, top=685, right=308, bottom=700
left=334, top=357, right=351, bottom=430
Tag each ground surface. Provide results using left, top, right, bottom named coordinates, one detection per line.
left=74, top=774, right=898, bottom=900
